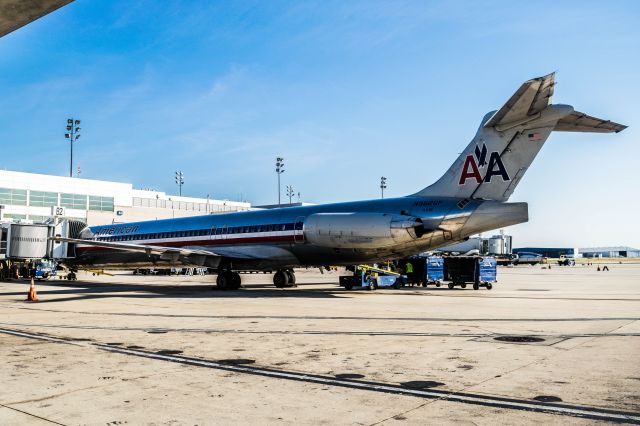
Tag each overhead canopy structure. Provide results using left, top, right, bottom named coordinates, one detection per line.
left=0, top=0, right=73, bottom=37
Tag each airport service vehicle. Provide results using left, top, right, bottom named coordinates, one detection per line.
left=55, top=73, right=626, bottom=289
left=513, top=252, right=544, bottom=265
left=339, top=265, right=404, bottom=290
left=445, top=256, right=497, bottom=290
left=34, top=259, right=57, bottom=280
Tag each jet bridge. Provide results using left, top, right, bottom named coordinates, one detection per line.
left=0, top=219, right=73, bottom=261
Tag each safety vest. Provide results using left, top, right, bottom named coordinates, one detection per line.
left=406, top=262, right=413, bottom=273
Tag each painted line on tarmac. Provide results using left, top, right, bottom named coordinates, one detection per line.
left=2, top=320, right=640, bottom=339
left=3, top=304, right=639, bottom=322
left=1, top=327, right=639, bottom=424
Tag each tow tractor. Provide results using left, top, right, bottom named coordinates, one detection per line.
left=339, top=264, right=406, bottom=290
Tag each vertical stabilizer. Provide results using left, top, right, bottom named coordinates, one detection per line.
left=414, top=73, right=625, bottom=201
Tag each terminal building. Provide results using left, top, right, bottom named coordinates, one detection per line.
left=0, top=170, right=251, bottom=226
left=513, top=247, right=575, bottom=258
left=578, top=246, right=640, bottom=258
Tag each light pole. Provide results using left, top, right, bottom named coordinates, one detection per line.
left=276, top=157, right=284, bottom=206
left=380, top=176, right=387, bottom=199
left=64, top=118, right=81, bottom=178
left=175, top=171, right=184, bottom=196
left=286, top=185, right=294, bottom=205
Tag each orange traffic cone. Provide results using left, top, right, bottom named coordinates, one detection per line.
left=26, top=277, right=38, bottom=302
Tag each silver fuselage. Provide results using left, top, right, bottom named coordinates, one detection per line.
left=71, top=196, right=527, bottom=270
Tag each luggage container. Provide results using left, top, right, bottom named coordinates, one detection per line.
left=444, top=256, right=496, bottom=290
left=424, top=255, right=444, bottom=287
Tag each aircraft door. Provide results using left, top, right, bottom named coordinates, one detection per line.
left=294, top=216, right=305, bottom=244
left=209, top=226, right=217, bottom=240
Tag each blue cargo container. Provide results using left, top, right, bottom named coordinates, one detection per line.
left=478, top=257, right=497, bottom=285
left=444, top=256, right=497, bottom=290
left=425, top=256, right=444, bottom=286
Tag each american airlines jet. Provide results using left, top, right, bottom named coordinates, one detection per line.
left=57, top=74, right=626, bottom=289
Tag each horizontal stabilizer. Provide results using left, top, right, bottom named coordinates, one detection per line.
left=484, top=73, right=555, bottom=130
left=554, top=111, right=627, bottom=133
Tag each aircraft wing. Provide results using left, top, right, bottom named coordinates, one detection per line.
left=554, top=111, right=627, bottom=133
left=484, top=73, right=555, bottom=130
left=1, top=0, right=74, bottom=37
left=53, top=237, right=220, bottom=266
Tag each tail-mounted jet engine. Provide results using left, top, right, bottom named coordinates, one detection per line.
left=304, top=213, right=425, bottom=249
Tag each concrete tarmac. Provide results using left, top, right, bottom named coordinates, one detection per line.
left=0, top=265, right=639, bottom=425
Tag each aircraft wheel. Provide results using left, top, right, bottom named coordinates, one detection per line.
left=473, top=282, right=479, bottom=290
left=273, top=270, right=289, bottom=288
left=286, top=270, right=296, bottom=286
left=217, top=273, right=230, bottom=290
left=231, top=272, right=242, bottom=289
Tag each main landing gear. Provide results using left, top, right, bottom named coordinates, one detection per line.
left=273, top=269, right=296, bottom=288
left=216, top=271, right=242, bottom=290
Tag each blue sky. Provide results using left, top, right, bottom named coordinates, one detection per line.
left=0, top=0, right=638, bottom=247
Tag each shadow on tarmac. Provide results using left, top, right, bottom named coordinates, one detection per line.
left=0, top=279, right=350, bottom=303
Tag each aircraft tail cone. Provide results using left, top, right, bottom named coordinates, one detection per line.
left=26, top=277, right=38, bottom=302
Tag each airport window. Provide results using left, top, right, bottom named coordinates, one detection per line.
left=29, top=191, right=58, bottom=207
left=28, top=215, right=47, bottom=222
left=89, top=196, right=114, bottom=212
left=2, top=213, right=27, bottom=222
left=0, top=188, right=27, bottom=206
left=60, top=193, right=87, bottom=210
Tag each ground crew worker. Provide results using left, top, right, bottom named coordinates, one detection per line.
left=406, top=261, right=414, bottom=286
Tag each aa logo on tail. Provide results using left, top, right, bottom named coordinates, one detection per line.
left=459, top=143, right=510, bottom=185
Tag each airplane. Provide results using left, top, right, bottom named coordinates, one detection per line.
left=56, top=73, right=626, bottom=289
